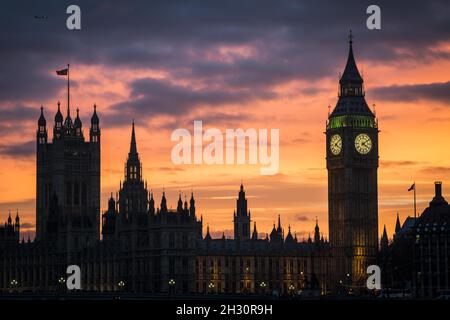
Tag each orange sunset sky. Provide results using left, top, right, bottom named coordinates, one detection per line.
left=1, top=1, right=450, bottom=242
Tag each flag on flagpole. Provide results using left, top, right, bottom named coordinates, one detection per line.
left=408, top=183, right=415, bottom=191
left=56, top=68, right=68, bottom=75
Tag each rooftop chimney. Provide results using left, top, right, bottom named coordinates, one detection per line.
left=430, top=181, right=447, bottom=207
left=435, top=181, right=442, bottom=198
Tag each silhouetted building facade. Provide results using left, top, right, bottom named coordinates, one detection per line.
left=36, top=102, right=100, bottom=253
left=380, top=182, right=450, bottom=297
left=0, top=107, right=329, bottom=295
left=0, top=212, right=20, bottom=245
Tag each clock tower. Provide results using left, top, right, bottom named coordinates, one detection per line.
left=326, top=33, right=379, bottom=290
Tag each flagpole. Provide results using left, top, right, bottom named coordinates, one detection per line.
left=67, top=64, right=70, bottom=112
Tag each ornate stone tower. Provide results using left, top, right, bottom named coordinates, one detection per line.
left=234, top=183, right=251, bottom=241
left=326, top=34, right=379, bottom=289
left=116, top=122, right=150, bottom=239
left=36, top=103, right=100, bottom=252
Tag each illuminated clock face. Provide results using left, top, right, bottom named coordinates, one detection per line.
left=355, top=133, right=372, bottom=154
left=330, top=134, right=342, bottom=155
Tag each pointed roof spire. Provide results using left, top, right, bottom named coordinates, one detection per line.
left=91, top=104, right=99, bottom=125
left=74, top=108, right=82, bottom=128
left=277, top=214, right=281, bottom=231
left=395, top=213, right=401, bottom=233
left=205, top=224, right=211, bottom=240
left=55, top=101, right=63, bottom=122
left=340, top=29, right=363, bottom=84
left=129, top=120, right=138, bottom=156
left=285, top=225, right=294, bottom=243
left=38, top=106, right=46, bottom=126
left=177, top=192, right=183, bottom=211
left=381, top=225, right=389, bottom=249
left=240, top=180, right=244, bottom=192
left=252, top=221, right=258, bottom=240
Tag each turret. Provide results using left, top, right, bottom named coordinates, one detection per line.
left=177, top=193, right=183, bottom=212
left=380, top=225, right=388, bottom=251
left=161, top=191, right=167, bottom=213
left=189, top=192, right=196, bottom=218
left=74, top=108, right=83, bottom=137
left=251, top=222, right=258, bottom=240
left=395, top=213, right=401, bottom=234
left=314, top=218, right=321, bottom=243
left=285, top=225, right=294, bottom=243
left=37, top=106, right=47, bottom=144
left=270, top=223, right=278, bottom=242
left=184, top=196, right=188, bottom=211
left=90, top=104, right=100, bottom=143
left=15, top=210, right=20, bottom=233
left=277, top=215, right=282, bottom=232
left=53, top=101, right=63, bottom=140
left=234, top=183, right=251, bottom=240
left=205, top=224, right=212, bottom=241
left=149, top=192, right=155, bottom=215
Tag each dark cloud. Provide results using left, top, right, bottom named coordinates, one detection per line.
left=0, top=140, right=35, bottom=158
left=0, top=198, right=34, bottom=208
left=152, top=166, right=186, bottom=172
left=372, top=81, right=450, bottom=104
left=20, top=222, right=35, bottom=229
left=0, top=104, right=53, bottom=137
left=0, top=0, right=449, bottom=126
left=0, top=105, right=37, bottom=121
left=295, top=214, right=310, bottom=222
left=380, top=160, right=425, bottom=168
left=104, top=77, right=273, bottom=126
left=420, top=166, right=450, bottom=175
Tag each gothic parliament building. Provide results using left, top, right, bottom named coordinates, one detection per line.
left=2, top=37, right=446, bottom=297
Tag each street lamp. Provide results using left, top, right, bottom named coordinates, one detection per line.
left=58, top=277, right=66, bottom=284
left=168, top=278, right=176, bottom=295
left=10, top=279, right=19, bottom=287
left=118, top=280, right=125, bottom=290
left=208, top=282, right=215, bottom=293
left=288, top=284, right=295, bottom=296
